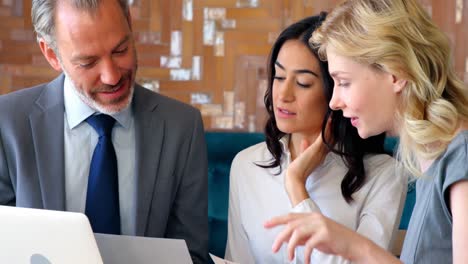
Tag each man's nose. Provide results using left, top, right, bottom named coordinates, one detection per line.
left=100, top=58, right=121, bottom=86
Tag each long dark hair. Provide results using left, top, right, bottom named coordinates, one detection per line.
left=259, top=13, right=387, bottom=203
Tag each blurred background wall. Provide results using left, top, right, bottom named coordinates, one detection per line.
left=0, top=0, right=466, bottom=131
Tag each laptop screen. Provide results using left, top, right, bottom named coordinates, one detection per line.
left=0, top=206, right=103, bottom=264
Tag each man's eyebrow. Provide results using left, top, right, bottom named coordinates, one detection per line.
left=70, top=35, right=131, bottom=62
left=112, top=35, right=130, bottom=51
left=70, top=54, right=97, bottom=62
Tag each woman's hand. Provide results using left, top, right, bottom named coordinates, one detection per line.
left=264, top=212, right=401, bottom=264
left=284, top=127, right=331, bottom=206
left=264, top=212, right=366, bottom=264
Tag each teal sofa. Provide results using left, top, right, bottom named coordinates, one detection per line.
left=206, top=132, right=415, bottom=258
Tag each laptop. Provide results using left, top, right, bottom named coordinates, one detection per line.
left=95, top=233, right=193, bottom=264
left=0, top=206, right=103, bottom=264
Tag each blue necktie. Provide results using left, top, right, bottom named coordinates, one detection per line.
left=85, top=114, right=121, bottom=234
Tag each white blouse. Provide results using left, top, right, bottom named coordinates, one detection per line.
left=225, top=136, right=407, bottom=264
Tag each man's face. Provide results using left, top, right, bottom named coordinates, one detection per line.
left=49, top=0, right=137, bottom=114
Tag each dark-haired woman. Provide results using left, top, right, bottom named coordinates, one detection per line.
left=224, top=14, right=407, bottom=264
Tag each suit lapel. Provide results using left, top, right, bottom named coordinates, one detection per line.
left=133, top=86, right=164, bottom=235
left=29, top=75, right=66, bottom=211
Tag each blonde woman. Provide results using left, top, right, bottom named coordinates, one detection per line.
left=264, top=0, right=468, bottom=264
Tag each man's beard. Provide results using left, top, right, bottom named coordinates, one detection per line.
left=62, top=69, right=134, bottom=115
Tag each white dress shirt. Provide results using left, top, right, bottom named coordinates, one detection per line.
left=63, top=76, right=136, bottom=235
left=225, top=135, right=407, bottom=264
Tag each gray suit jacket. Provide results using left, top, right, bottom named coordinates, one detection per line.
left=0, top=75, right=208, bottom=263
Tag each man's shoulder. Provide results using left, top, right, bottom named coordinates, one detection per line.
left=0, top=82, right=51, bottom=116
left=134, top=85, right=200, bottom=117
left=0, top=83, right=48, bottom=103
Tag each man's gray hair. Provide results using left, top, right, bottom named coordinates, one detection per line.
left=32, top=0, right=130, bottom=50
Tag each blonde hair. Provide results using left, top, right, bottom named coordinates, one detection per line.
left=311, top=0, right=468, bottom=176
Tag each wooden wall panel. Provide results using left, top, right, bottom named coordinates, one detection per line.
left=213, top=55, right=225, bottom=104
left=226, top=8, right=270, bottom=19
left=159, top=0, right=171, bottom=43
left=0, top=17, right=24, bottom=28
left=192, top=5, right=204, bottom=55
left=202, top=46, right=216, bottom=88
left=198, top=0, right=237, bottom=7
left=172, top=0, right=184, bottom=30
left=159, top=80, right=204, bottom=92
left=0, top=0, right=466, bottom=131
left=0, top=75, right=12, bottom=94
left=22, top=0, right=31, bottom=26
left=0, top=52, right=30, bottom=64
left=140, top=0, right=151, bottom=18
left=182, top=21, right=194, bottom=67
left=149, top=0, right=162, bottom=31
left=137, top=67, right=170, bottom=79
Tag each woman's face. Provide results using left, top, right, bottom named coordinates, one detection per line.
left=272, top=40, right=328, bottom=137
left=326, top=47, right=403, bottom=138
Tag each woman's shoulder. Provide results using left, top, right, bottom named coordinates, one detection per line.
left=230, top=141, right=281, bottom=184
left=231, top=141, right=273, bottom=167
left=361, top=153, right=404, bottom=183
left=437, top=130, right=468, bottom=171
left=446, top=130, right=468, bottom=155
left=363, top=153, right=397, bottom=169
left=435, top=130, right=468, bottom=167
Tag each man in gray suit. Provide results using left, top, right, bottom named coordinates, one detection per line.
left=0, top=0, right=208, bottom=263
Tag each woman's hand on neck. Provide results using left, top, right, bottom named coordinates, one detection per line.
left=289, top=132, right=320, bottom=161
left=285, top=131, right=330, bottom=207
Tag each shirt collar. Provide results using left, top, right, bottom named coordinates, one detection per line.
left=279, top=134, right=291, bottom=155
left=63, top=75, right=133, bottom=129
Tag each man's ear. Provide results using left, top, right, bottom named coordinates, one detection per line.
left=38, top=38, right=62, bottom=72
left=392, top=74, right=407, bottom=94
